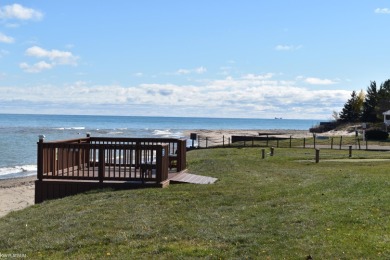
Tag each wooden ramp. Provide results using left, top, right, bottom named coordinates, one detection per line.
left=169, top=171, right=217, bottom=184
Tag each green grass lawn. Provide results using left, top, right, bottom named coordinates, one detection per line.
left=0, top=147, right=389, bottom=259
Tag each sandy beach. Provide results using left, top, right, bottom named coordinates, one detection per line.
left=0, top=128, right=355, bottom=218
left=184, top=129, right=355, bottom=147
left=0, top=176, right=36, bottom=218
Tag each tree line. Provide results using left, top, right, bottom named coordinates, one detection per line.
left=338, top=79, right=390, bottom=123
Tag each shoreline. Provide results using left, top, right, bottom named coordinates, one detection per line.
left=183, top=129, right=355, bottom=147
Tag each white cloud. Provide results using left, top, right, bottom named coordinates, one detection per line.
left=304, top=77, right=337, bottom=85
left=0, top=32, right=14, bottom=43
left=176, top=68, right=190, bottom=75
left=19, top=61, right=53, bottom=73
left=25, top=46, right=78, bottom=65
left=375, top=8, right=390, bottom=14
left=175, top=66, right=207, bottom=75
left=20, top=46, right=79, bottom=73
left=275, top=44, right=302, bottom=51
left=0, top=74, right=351, bottom=119
left=0, top=4, right=43, bottom=20
left=194, top=66, right=207, bottom=74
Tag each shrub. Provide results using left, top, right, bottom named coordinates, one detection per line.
left=365, top=128, right=389, bottom=140
left=310, top=122, right=338, bottom=133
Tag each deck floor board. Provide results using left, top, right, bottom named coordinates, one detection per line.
left=169, top=172, right=217, bottom=184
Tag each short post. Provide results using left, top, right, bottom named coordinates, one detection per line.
left=223, top=135, right=225, bottom=147
left=228, top=137, right=231, bottom=146
left=276, top=139, right=279, bottom=148
left=289, top=135, right=292, bottom=148
left=261, top=148, right=265, bottom=159
left=339, top=136, right=343, bottom=150
left=303, top=138, right=306, bottom=148
left=206, top=137, right=208, bottom=148
left=366, top=140, right=368, bottom=150
left=37, top=135, right=45, bottom=181
left=313, top=134, right=316, bottom=149
left=315, top=149, right=320, bottom=163
left=349, top=145, right=352, bottom=158
left=270, top=147, right=274, bottom=156
left=357, top=138, right=361, bottom=150
left=331, top=137, right=334, bottom=149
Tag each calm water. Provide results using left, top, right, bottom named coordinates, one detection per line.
left=0, top=114, right=322, bottom=179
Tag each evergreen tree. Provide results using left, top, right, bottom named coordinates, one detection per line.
left=361, top=81, right=379, bottom=122
left=376, top=79, right=390, bottom=119
left=339, top=91, right=361, bottom=122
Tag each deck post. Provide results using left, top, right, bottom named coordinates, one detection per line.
left=261, top=148, right=265, bottom=159
left=37, top=135, right=45, bottom=181
left=98, top=146, right=105, bottom=183
left=349, top=145, right=352, bottom=158
left=315, top=149, right=320, bottom=163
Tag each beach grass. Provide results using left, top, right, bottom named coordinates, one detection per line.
left=0, top=147, right=389, bottom=258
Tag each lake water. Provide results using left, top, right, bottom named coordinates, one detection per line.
left=0, top=114, right=322, bottom=179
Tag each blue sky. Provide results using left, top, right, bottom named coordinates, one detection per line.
left=1, top=1, right=390, bottom=119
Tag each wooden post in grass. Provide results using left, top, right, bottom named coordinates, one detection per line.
left=289, top=135, right=292, bottom=148
left=357, top=138, right=361, bottom=150
left=313, top=134, right=316, bottom=149
left=223, top=135, right=225, bottom=147
left=261, top=148, right=265, bottom=159
left=270, top=147, right=274, bottom=156
left=37, top=135, right=45, bottom=181
left=331, top=137, right=334, bottom=149
left=366, top=140, right=368, bottom=150
left=315, top=149, right=320, bottom=163
left=339, top=136, right=343, bottom=150
left=303, top=138, right=306, bottom=148
left=349, top=145, right=352, bottom=158
left=228, top=137, right=231, bottom=146
left=206, top=137, right=208, bottom=148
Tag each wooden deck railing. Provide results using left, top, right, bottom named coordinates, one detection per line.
left=37, top=137, right=187, bottom=184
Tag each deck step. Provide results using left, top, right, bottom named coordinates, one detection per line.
left=169, top=172, right=217, bottom=184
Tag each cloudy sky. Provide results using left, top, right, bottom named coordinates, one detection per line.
left=1, top=1, right=390, bottom=119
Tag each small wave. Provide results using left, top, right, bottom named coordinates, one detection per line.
left=0, top=165, right=37, bottom=179
left=107, top=131, right=123, bottom=135
left=153, top=129, right=173, bottom=136
left=67, top=127, right=85, bottom=130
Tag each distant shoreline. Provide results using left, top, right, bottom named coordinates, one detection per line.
left=183, top=129, right=356, bottom=147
